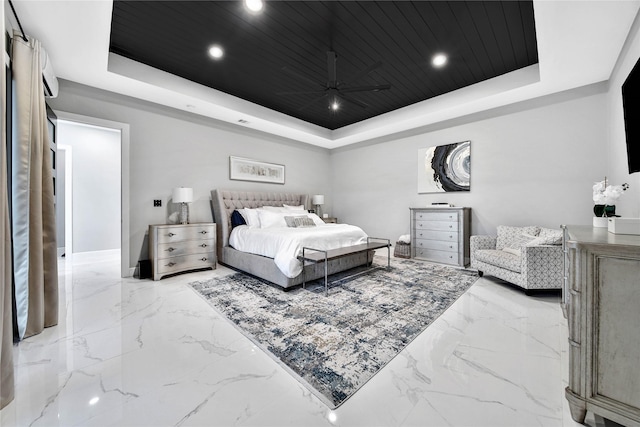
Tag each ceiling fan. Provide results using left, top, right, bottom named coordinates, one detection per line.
left=279, top=51, right=391, bottom=111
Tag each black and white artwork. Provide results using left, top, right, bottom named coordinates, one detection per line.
left=418, top=141, right=470, bottom=193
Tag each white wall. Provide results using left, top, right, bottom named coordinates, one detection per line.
left=48, top=80, right=332, bottom=269
left=58, top=121, right=121, bottom=253
left=330, top=85, right=609, bottom=241
left=607, top=10, right=640, bottom=218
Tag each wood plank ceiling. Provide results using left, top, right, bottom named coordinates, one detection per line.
left=109, top=1, right=538, bottom=130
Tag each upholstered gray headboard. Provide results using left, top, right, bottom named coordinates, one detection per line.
left=211, top=189, right=309, bottom=252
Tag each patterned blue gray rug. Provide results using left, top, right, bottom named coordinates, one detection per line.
left=189, top=257, right=478, bottom=408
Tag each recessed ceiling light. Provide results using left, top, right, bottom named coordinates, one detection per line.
left=432, top=53, right=447, bottom=68
left=331, top=101, right=339, bottom=111
left=245, top=0, right=263, bottom=12
left=208, top=45, right=224, bottom=60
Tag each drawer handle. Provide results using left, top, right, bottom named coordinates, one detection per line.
left=166, top=247, right=175, bottom=252
left=200, top=257, right=207, bottom=261
left=200, top=230, right=208, bottom=234
left=449, top=225, right=453, bottom=228
left=449, top=245, right=453, bottom=249
left=419, top=233, right=423, bottom=237
left=168, top=232, right=175, bottom=237
left=449, top=235, right=453, bottom=239
left=201, top=243, right=207, bottom=248
left=166, top=262, right=176, bottom=267
left=449, top=255, right=453, bottom=259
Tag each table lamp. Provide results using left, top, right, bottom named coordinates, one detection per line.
left=312, top=194, right=324, bottom=218
left=173, top=187, right=193, bottom=224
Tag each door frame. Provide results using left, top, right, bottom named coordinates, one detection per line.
left=54, top=111, right=131, bottom=278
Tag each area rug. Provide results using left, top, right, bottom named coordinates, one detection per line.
left=188, top=257, right=478, bottom=408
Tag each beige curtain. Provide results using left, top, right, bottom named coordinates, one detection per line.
left=11, top=31, right=58, bottom=340
left=1, top=24, right=15, bottom=410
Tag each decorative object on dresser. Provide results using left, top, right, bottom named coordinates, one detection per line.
left=417, top=141, right=470, bottom=193
left=470, top=225, right=563, bottom=293
left=591, top=178, right=629, bottom=228
left=312, top=194, right=324, bottom=218
left=149, top=223, right=216, bottom=281
left=172, top=187, right=193, bottom=224
left=229, top=156, right=285, bottom=184
left=562, top=225, right=640, bottom=426
left=410, top=207, right=471, bottom=267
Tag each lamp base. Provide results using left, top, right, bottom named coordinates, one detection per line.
left=179, top=203, right=189, bottom=224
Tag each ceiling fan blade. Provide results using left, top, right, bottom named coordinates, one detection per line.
left=339, top=84, right=391, bottom=93
left=276, top=90, right=326, bottom=96
left=281, top=66, right=324, bottom=89
left=337, top=93, right=368, bottom=109
left=327, top=51, right=337, bottom=85
left=344, top=61, right=383, bottom=85
left=298, top=94, right=329, bottom=111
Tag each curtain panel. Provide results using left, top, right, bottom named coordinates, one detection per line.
left=11, top=31, right=58, bottom=340
left=1, top=24, right=15, bottom=411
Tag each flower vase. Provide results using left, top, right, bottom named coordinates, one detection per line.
left=593, top=204, right=615, bottom=228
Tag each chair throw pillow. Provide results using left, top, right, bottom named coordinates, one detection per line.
left=502, top=233, right=537, bottom=256
left=496, top=225, right=540, bottom=250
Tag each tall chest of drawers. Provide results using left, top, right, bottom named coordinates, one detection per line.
left=410, top=207, right=471, bottom=267
left=149, top=223, right=216, bottom=281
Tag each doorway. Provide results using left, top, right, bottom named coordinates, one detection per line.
left=54, top=112, right=131, bottom=278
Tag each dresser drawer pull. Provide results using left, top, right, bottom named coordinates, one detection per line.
left=449, top=245, right=453, bottom=249
left=201, top=243, right=208, bottom=248
left=166, top=262, right=176, bottom=267
left=200, top=257, right=208, bottom=261
left=168, top=232, right=175, bottom=237
left=200, top=230, right=208, bottom=234
left=166, top=247, right=175, bottom=252
left=449, top=225, right=453, bottom=228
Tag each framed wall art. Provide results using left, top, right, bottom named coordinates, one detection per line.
left=229, top=156, right=285, bottom=184
left=417, top=141, right=470, bottom=193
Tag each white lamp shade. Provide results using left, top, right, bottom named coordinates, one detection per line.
left=312, top=194, right=324, bottom=205
left=173, top=187, right=193, bottom=203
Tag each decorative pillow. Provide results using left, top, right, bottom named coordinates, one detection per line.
left=532, top=228, right=563, bottom=245
left=293, top=216, right=316, bottom=227
left=305, top=213, right=326, bottom=226
left=230, top=210, right=246, bottom=228
left=495, top=226, right=540, bottom=250
left=257, top=209, right=288, bottom=228
left=240, top=208, right=260, bottom=228
left=284, top=215, right=308, bottom=227
left=502, top=233, right=536, bottom=256
left=283, top=204, right=306, bottom=211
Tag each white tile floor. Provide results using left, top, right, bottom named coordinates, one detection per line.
left=1, top=251, right=600, bottom=426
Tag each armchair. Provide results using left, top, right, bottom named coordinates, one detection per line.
left=470, top=226, right=563, bottom=293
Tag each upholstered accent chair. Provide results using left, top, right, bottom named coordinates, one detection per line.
left=470, top=226, right=563, bottom=293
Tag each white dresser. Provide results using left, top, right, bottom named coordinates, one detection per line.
left=410, top=207, right=471, bottom=267
left=149, top=223, right=216, bottom=281
left=562, top=225, right=640, bottom=426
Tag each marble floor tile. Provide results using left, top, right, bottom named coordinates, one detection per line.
left=1, top=251, right=597, bottom=426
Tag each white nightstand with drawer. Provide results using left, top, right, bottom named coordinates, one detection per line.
left=410, top=207, right=471, bottom=267
left=149, top=223, right=216, bottom=281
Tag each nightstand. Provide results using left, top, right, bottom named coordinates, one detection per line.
left=149, top=223, right=216, bottom=280
left=322, top=217, right=338, bottom=224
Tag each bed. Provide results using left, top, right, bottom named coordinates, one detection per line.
left=211, top=189, right=375, bottom=289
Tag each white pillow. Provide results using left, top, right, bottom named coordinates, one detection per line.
left=305, top=213, right=326, bottom=226
left=257, top=209, right=288, bottom=228
left=261, top=205, right=288, bottom=213
left=502, top=233, right=536, bottom=256
left=240, top=208, right=260, bottom=228
left=283, top=204, right=306, bottom=211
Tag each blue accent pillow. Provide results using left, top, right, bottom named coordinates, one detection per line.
left=231, top=210, right=246, bottom=228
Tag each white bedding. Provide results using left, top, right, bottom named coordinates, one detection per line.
left=229, top=224, right=368, bottom=278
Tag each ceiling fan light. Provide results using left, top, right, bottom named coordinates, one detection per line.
left=432, top=53, right=447, bottom=68
left=245, top=0, right=263, bottom=13
left=208, top=45, right=224, bottom=59
left=331, top=101, right=339, bottom=110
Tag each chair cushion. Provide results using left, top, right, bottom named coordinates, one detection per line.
left=495, top=225, right=540, bottom=250
left=475, top=249, right=521, bottom=273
